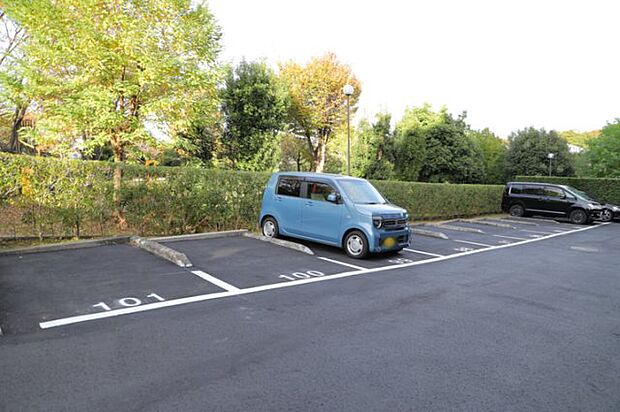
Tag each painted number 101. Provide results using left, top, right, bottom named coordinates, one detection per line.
left=92, top=293, right=165, bottom=312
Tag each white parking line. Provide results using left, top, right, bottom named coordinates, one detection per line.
left=404, top=248, right=444, bottom=257
left=190, top=270, right=240, bottom=292
left=454, top=239, right=493, bottom=247
left=520, top=229, right=554, bottom=235
left=39, top=223, right=610, bottom=329
left=317, top=256, right=365, bottom=270
left=493, top=234, right=527, bottom=241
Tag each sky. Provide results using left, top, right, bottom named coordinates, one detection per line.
left=208, top=0, right=619, bottom=138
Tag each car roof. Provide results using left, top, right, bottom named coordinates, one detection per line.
left=273, top=172, right=366, bottom=181
left=508, top=181, right=568, bottom=188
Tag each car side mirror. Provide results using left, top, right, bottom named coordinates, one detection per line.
left=327, top=193, right=339, bottom=203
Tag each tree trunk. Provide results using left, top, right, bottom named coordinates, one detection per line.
left=313, top=139, right=328, bottom=173
left=111, top=138, right=127, bottom=229
left=8, top=105, right=26, bottom=153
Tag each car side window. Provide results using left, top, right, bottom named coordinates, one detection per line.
left=510, top=184, right=523, bottom=194
left=544, top=187, right=564, bottom=198
left=523, top=185, right=543, bottom=196
left=306, top=181, right=336, bottom=202
left=276, top=177, right=301, bottom=197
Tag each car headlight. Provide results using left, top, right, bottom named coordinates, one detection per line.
left=372, top=216, right=383, bottom=229
left=613, top=206, right=620, bottom=212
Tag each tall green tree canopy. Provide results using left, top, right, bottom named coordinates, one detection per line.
left=279, top=53, right=360, bottom=173
left=587, top=119, right=620, bottom=177
left=505, top=127, right=574, bottom=177
left=5, top=0, right=222, bottom=161
left=393, top=104, right=483, bottom=183
left=467, top=128, right=507, bottom=184
left=220, top=60, right=288, bottom=171
left=351, top=113, right=394, bottom=179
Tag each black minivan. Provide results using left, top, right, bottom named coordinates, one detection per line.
left=501, top=182, right=603, bottom=224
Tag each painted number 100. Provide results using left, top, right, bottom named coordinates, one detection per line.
left=279, top=270, right=325, bottom=281
left=92, top=293, right=165, bottom=312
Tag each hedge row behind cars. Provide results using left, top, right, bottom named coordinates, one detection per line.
left=1, top=152, right=504, bottom=238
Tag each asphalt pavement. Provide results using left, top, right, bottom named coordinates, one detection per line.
left=1, top=219, right=619, bottom=411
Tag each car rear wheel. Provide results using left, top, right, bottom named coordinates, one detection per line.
left=344, top=230, right=369, bottom=259
left=569, top=209, right=588, bottom=225
left=600, top=208, right=613, bottom=222
left=261, top=217, right=279, bottom=238
left=509, top=204, right=525, bottom=217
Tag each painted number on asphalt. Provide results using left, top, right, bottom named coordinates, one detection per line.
left=279, top=270, right=325, bottom=281
left=92, top=293, right=165, bottom=312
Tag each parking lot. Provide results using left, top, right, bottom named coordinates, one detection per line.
left=1, top=215, right=619, bottom=410
left=0, top=216, right=607, bottom=333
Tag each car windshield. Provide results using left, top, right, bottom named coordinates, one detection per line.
left=566, top=186, right=595, bottom=202
left=338, top=179, right=387, bottom=204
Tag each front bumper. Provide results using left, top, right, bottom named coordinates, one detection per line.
left=370, top=226, right=411, bottom=252
left=587, top=207, right=604, bottom=220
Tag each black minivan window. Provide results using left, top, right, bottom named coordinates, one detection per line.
left=544, top=187, right=564, bottom=198
left=510, top=184, right=523, bottom=194
left=276, top=177, right=301, bottom=197
left=523, top=185, right=543, bottom=196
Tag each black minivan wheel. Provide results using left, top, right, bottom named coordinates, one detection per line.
left=344, top=230, right=369, bottom=259
left=261, top=217, right=279, bottom=238
left=569, top=209, right=588, bottom=225
left=509, top=204, right=525, bottom=217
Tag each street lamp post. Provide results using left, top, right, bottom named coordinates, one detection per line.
left=547, top=153, right=555, bottom=176
left=343, top=84, right=354, bottom=176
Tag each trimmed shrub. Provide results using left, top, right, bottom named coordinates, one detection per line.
left=372, top=180, right=503, bottom=220
left=1, top=152, right=504, bottom=238
left=515, top=176, right=620, bottom=204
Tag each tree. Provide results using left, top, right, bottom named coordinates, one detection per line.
left=587, top=119, right=620, bottom=177
left=559, top=129, right=599, bottom=149
left=467, top=128, right=507, bottom=184
left=279, top=53, right=360, bottom=172
left=504, top=127, right=574, bottom=177
left=0, top=10, right=29, bottom=153
left=351, top=113, right=395, bottom=179
left=393, top=104, right=483, bottom=183
left=219, top=60, right=288, bottom=171
left=6, top=0, right=222, bottom=224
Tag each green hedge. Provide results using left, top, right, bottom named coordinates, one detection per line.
left=372, top=180, right=503, bottom=219
left=1, top=152, right=504, bottom=238
left=515, top=176, right=620, bottom=204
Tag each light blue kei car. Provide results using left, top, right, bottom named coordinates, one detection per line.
left=259, top=172, right=411, bottom=258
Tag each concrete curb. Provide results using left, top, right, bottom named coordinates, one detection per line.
left=430, top=224, right=485, bottom=234
left=460, top=219, right=515, bottom=229
left=492, top=218, right=539, bottom=226
left=410, top=227, right=449, bottom=240
left=0, top=236, right=132, bottom=257
left=130, top=237, right=193, bottom=268
left=243, top=232, right=314, bottom=255
left=149, top=229, right=247, bottom=243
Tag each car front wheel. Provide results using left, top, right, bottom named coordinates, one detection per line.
left=569, top=209, right=588, bottom=225
left=509, top=204, right=525, bottom=217
left=600, top=208, right=613, bottom=222
left=344, top=230, right=369, bottom=259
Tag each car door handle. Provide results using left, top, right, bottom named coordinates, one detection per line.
left=275, top=196, right=282, bottom=202
left=305, top=201, right=313, bottom=206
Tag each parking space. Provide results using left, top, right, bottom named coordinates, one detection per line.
left=0, top=244, right=224, bottom=334
left=0, top=215, right=610, bottom=335
left=161, top=236, right=348, bottom=288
